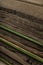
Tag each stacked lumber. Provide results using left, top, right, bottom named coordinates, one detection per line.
left=0, top=0, right=43, bottom=65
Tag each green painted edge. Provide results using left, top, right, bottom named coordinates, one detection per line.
left=0, top=24, right=43, bottom=46
left=0, top=38, right=43, bottom=63
left=0, top=57, right=12, bottom=65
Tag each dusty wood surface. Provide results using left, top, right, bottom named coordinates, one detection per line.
left=0, top=30, right=43, bottom=58
left=0, top=1, right=43, bottom=65
left=0, top=46, right=29, bottom=65
left=0, top=0, right=43, bottom=19
left=1, top=46, right=42, bottom=65
left=18, top=0, right=43, bottom=5
left=0, top=10, right=43, bottom=43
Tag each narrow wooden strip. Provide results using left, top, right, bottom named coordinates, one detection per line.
left=0, top=46, right=29, bottom=65
left=0, top=24, right=43, bottom=46
left=0, top=38, right=43, bottom=63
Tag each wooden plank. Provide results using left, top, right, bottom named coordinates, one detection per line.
left=1, top=0, right=43, bottom=19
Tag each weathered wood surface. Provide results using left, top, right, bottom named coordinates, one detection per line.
left=1, top=53, right=23, bottom=65
left=1, top=0, right=43, bottom=5
left=0, top=10, right=43, bottom=43
left=1, top=46, right=29, bottom=65
left=1, top=45, right=42, bottom=65
left=0, top=1, right=43, bottom=65
left=18, top=0, right=43, bottom=5
left=0, top=0, right=43, bottom=19
left=0, top=30, right=43, bottom=58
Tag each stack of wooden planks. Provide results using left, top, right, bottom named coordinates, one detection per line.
left=0, top=0, right=43, bottom=65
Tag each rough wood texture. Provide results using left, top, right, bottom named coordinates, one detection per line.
left=1, top=0, right=43, bottom=19
left=0, top=10, right=43, bottom=43
left=0, top=0, right=43, bottom=65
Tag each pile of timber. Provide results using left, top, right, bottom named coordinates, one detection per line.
left=0, top=0, right=43, bottom=65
